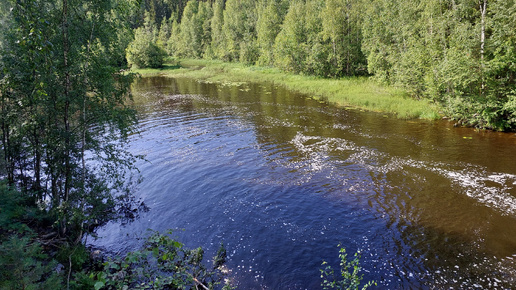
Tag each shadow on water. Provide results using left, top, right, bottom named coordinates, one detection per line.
left=94, top=76, right=516, bottom=288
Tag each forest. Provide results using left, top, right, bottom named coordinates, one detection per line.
left=129, top=0, right=516, bottom=131
left=0, top=0, right=515, bottom=288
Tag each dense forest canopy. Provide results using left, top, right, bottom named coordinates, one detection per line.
left=132, top=0, right=516, bottom=131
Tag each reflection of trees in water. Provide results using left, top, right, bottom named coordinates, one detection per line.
left=129, top=76, right=516, bottom=288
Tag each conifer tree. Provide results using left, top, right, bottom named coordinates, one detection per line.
left=177, top=0, right=202, bottom=57
left=198, top=1, right=213, bottom=58
left=208, top=0, right=225, bottom=60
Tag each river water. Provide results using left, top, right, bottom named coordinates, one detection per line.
left=93, top=76, right=516, bottom=288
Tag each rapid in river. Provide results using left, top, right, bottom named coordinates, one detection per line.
left=92, top=76, right=516, bottom=289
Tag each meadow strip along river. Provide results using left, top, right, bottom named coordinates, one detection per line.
left=92, top=76, right=516, bottom=288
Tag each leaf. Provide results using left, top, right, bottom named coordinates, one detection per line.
left=94, top=281, right=105, bottom=290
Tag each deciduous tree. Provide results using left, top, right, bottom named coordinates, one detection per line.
left=0, top=0, right=142, bottom=244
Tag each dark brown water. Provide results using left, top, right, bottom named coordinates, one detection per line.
left=93, top=76, right=516, bottom=288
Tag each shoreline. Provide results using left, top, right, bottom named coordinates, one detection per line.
left=132, top=58, right=441, bottom=120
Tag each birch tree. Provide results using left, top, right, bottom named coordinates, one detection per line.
left=0, top=0, right=142, bottom=243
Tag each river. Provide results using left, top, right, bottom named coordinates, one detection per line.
left=93, top=76, right=516, bottom=288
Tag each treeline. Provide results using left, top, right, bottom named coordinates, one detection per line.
left=132, top=0, right=516, bottom=131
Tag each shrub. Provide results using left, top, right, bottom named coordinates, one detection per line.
left=321, top=246, right=376, bottom=290
left=77, top=231, right=231, bottom=290
left=126, top=27, right=167, bottom=69
left=0, top=234, right=62, bottom=289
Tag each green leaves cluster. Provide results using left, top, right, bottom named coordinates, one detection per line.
left=361, top=0, right=516, bottom=130
left=0, top=0, right=142, bottom=247
left=162, top=0, right=365, bottom=78
left=127, top=15, right=167, bottom=68
left=0, top=234, right=62, bottom=289
left=0, top=182, right=63, bottom=289
left=78, top=231, right=230, bottom=290
left=320, top=247, right=376, bottom=290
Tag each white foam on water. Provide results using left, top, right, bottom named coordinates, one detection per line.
left=289, top=132, right=516, bottom=216
left=398, top=158, right=516, bottom=216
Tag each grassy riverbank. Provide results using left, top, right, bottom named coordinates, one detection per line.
left=134, top=59, right=441, bottom=120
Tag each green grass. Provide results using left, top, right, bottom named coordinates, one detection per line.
left=132, top=58, right=441, bottom=120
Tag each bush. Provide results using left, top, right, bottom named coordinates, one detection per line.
left=0, top=234, right=63, bottom=289
left=76, top=231, right=231, bottom=290
left=126, top=27, right=167, bottom=69
left=320, top=246, right=376, bottom=290
left=0, top=183, right=63, bottom=289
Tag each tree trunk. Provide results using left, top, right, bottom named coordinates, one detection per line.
left=62, top=0, right=72, bottom=203
left=34, top=129, right=42, bottom=197
left=480, top=0, right=486, bottom=63
left=1, top=121, right=14, bottom=184
left=480, top=0, right=487, bottom=94
left=61, top=0, right=71, bottom=239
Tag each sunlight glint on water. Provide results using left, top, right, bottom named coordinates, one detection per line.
left=92, top=77, right=516, bottom=288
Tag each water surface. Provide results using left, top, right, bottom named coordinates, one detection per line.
left=94, top=76, right=516, bottom=288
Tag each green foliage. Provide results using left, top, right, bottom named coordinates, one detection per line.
left=127, top=26, right=167, bottom=68
left=169, top=0, right=213, bottom=59
left=0, top=183, right=38, bottom=233
left=320, top=0, right=366, bottom=77
left=207, top=0, right=225, bottom=60
left=222, top=0, right=258, bottom=63
left=0, top=183, right=229, bottom=290
left=135, top=0, right=516, bottom=129
left=176, top=0, right=201, bottom=58
left=0, top=183, right=63, bottom=289
left=256, top=0, right=284, bottom=66
left=167, top=18, right=182, bottom=56
left=76, top=231, right=230, bottom=290
left=56, top=243, right=91, bottom=272
left=198, top=1, right=214, bottom=58
left=0, top=0, right=143, bottom=246
left=320, top=247, right=376, bottom=290
left=0, top=234, right=63, bottom=289
left=273, top=0, right=308, bottom=73
left=157, top=18, right=172, bottom=51
left=127, top=12, right=167, bottom=68
left=359, top=0, right=516, bottom=130
left=271, top=0, right=367, bottom=77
